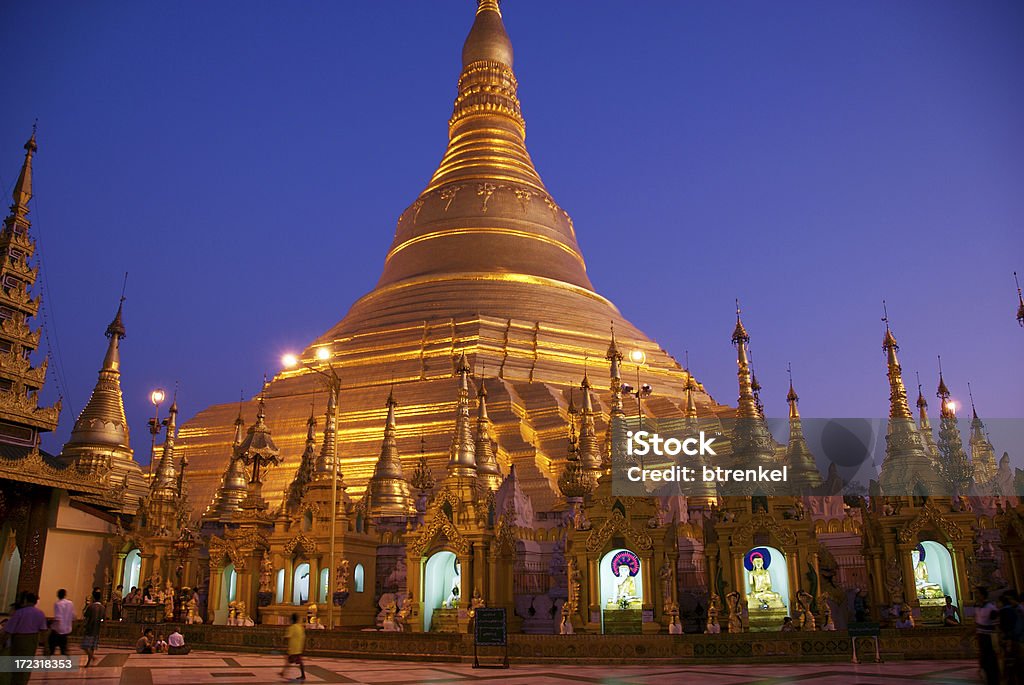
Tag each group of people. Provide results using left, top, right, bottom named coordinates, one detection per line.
left=975, top=588, right=1022, bottom=685
left=134, top=627, right=190, bottom=655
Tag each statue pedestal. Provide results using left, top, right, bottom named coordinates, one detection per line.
left=747, top=606, right=787, bottom=632
left=603, top=609, right=642, bottom=635
left=429, top=608, right=460, bottom=633
left=918, top=597, right=945, bottom=625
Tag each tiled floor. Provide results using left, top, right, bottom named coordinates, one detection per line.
left=27, top=649, right=984, bottom=684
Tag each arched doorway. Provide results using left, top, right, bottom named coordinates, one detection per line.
left=423, top=551, right=460, bottom=631
left=0, top=535, right=20, bottom=610
left=743, top=546, right=790, bottom=631
left=599, top=548, right=643, bottom=634
left=215, top=563, right=237, bottom=624
left=293, top=563, right=310, bottom=605
left=913, top=541, right=957, bottom=619
left=122, top=549, right=141, bottom=592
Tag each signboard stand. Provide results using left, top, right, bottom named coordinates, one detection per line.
left=473, top=607, right=509, bottom=669
left=848, top=623, right=882, bottom=664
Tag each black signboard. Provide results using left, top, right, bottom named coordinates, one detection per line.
left=473, top=607, right=509, bottom=669
left=474, top=607, right=507, bottom=646
left=848, top=622, right=880, bottom=637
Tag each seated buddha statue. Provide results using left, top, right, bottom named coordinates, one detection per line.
left=912, top=549, right=943, bottom=599
left=748, top=555, right=785, bottom=609
left=613, top=565, right=639, bottom=606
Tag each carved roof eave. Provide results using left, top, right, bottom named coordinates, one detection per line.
left=584, top=508, right=654, bottom=553
left=409, top=508, right=470, bottom=557
left=731, top=510, right=799, bottom=548
left=897, top=503, right=965, bottom=543
left=0, top=447, right=108, bottom=496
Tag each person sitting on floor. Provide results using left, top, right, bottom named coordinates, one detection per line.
left=136, top=628, right=155, bottom=654
left=780, top=616, right=797, bottom=632
left=154, top=633, right=168, bottom=653
left=167, top=629, right=190, bottom=655
left=942, top=595, right=961, bottom=626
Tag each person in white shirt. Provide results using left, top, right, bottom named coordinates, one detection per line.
left=167, top=629, right=190, bottom=655
left=48, top=589, right=75, bottom=655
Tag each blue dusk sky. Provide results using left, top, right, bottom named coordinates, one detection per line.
left=0, top=1, right=1020, bottom=461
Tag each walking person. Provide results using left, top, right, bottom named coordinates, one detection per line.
left=975, top=587, right=999, bottom=685
left=0, top=592, right=49, bottom=685
left=81, top=589, right=104, bottom=667
left=281, top=613, right=306, bottom=681
left=999, top=590, right=1021, bottom=685
left=47, top=589, right=74, bottom=656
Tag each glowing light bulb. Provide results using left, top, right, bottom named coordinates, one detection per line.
left=316, top=347, right=331, bottom=361
left=282, top=353, right=299, bottom=369
left=629, top=349, right=646, bottom=365
left=150, top=389, right=166, bottom=406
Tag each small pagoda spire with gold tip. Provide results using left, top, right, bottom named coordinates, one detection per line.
left=728, top=301, right=778, bottom=485
left=967, top=382, right=997, bottom=487
left=684, top=352, right=699, bottom=427
left=878, top=303, right=940, bottom=496
left=447, top=352, right=478, bottom=479
left=235, top=383, right=282, bottom=510
left=732, top=300, right=761, bottom=420
left=559, top=390, right=593, bottom=501
left=915, top=372, right=939, bottom=464
left=313, top=387, right=339, bottom=481
left=577, top=371, right=602, bottom=477
left=150, top=397, right=179, bottom=499
left=59, top=294, right=146, bottom=508
left=9, top=124, right=37, bottom=226
left=474, top=379, right=503, bottom=492
left=204, top=398, right=248, bottom=522
left=784, top=364, right=822, bottom=490
left=286, top=404, right=318, bottom=512
left=366, top=388, right=416, bottom=517
left=933, top=357, right=973, bottom=496
left=603, top=323, right=626, bottom=470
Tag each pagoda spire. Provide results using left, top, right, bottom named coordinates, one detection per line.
left=10, top=125, right=36, bottom=223
left=732, top=300, right=760, bottom=420
left=684, top=352, right=699, bottom=424
left=601, top=323, right=626, bottom=471
left=784, top=365, right=822, bottom=490
left=447, top=352, right=477, bottom=478
left=60, top=297, right=144, bottom=505
left=577, top=371, right=602, bottom=476
left=286, top=405, right=318, bottom=511
left=313, top=386, right=339, bottom=480
left=933, top=359, right=973, bottom=496
left=235, top=385, right=282, bottom=510
left=474, top=379, right=503, bottom=491
left=728, top=301, right=777, bottom=488
left=915, top=372, right=939, bottom=464
left=376, top=0, right=593, bottom=292
left=967, top=382, right=997, bottom=487
left=878, top=304, right=939, bottom=496
left=203, top=400, right=248, bottom=522
left=366, top=388, right=416, bottom=517
left=150, top=397, right=179, bottom=499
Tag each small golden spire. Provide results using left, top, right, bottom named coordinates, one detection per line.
left=936, top=356, right=954, bottom=419
left=881, top=301, right=913, bottom=420
left=475, top=378, right=502, bottom=490
left=463, top=0, right=511, bottom=68
left=411, top=435, right=435, bottom=493
left=732, top=299, right=759, bottom=419
left=684, top=351, right=698, bottom=421
left=11, top=124, right=37, bottom=214
left=367, top=388, right=416, bottom=516
left=448, top=351, right=477, bottom=477
left=786, top=362, right=799, bottom=420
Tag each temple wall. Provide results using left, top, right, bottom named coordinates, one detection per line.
left=38, top=492, right=116, bottom=613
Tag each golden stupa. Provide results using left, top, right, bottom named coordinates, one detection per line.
left=177, top=1, right=729, bottom=515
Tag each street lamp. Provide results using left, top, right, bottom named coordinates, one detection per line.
left=147, top=388, right=166, bottom=476
left=619, top=349, right=653, bottom=468
left=282, top=348, right=341, bottom=629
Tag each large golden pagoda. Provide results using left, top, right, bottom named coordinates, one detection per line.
left=177, top=0, right=730, bottom=516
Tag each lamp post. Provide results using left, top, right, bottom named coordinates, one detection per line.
left=283, top=347, right=340, bottom=629
left=620, top=349, right=652, bottom=469
left=147, top=388, right=166, bottom=476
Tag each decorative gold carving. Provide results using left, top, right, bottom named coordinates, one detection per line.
left=284, top=533, right=318, bottom=556
left=731, top=510, right=798, bottom=547
left=477, top=183, right=496, bottom=212
left=439, top=185, right=460, bottom=212
left=409, top=509, right=469, bottom=556
left=897, top=503, right=964, bottom=542
left=585, top=508, right=653, bottom=553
